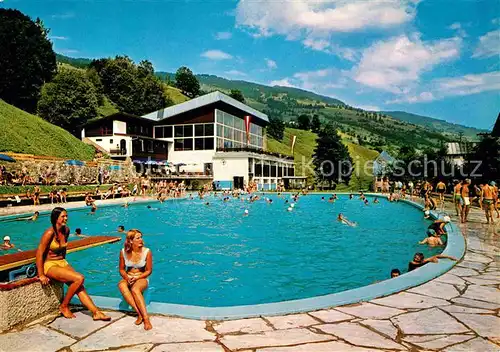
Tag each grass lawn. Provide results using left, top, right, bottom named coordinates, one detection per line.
left=0, top=100, right=96, bottom=160
left=0, top=184, right=118, bottom=195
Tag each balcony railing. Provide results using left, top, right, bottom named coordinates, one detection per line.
left=109, top=149, right=127, bottom=156
left=216, top=147, right=294, bottom=160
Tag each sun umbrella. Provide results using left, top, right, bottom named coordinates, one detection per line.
left=0, top=154, right=16, bottom=162
left=64, top=160, right=85, bottom=166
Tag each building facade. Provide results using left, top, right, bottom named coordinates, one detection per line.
left=81, top=91, right=296, bottom=190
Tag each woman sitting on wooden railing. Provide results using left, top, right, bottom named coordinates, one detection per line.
left=36, top=207, right=111, bottom=321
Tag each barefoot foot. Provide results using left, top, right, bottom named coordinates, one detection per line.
left=144, top=319, right=152, bottom=330
left=93, top=310, right=111, bottom=321
left=60, top=305, right=76, bottom=319
left=135, top=316, right=143, bottom=325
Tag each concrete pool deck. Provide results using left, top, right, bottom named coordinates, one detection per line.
left=0, top=201, right=499, bottom=351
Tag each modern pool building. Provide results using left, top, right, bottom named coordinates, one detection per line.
left=81, top=91, right=300, bottom=190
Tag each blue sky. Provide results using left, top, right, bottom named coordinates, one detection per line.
left=2, top=0, right=499, bottom=130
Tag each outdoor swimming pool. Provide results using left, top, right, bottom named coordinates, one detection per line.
left=0, top=194, right=441, bottom=307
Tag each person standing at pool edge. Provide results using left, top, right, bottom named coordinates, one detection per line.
left=35, top=207, right=111, bottom=321
left=118, top=229, right=153, bottom=330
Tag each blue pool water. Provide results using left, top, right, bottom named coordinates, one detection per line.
left=0, top=195, right=441, bottom=307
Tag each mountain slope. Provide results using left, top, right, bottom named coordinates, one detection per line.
left=0, top=100, right=95, bottom=160
left=382, top=111, right=484, bottom=139
left=267, top=127, right=379, bottom=190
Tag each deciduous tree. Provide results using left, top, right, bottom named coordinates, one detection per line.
left=175, top=66, right=200, bottom=98
left=267, top=115, right=285, bottom=141
left=313, top=123, right=353, bottom=187
left=37, top=69, right=98, bottom=135
left=229, top=89, right=245, bottom=103
left=0, top=9, right=56, bottom=112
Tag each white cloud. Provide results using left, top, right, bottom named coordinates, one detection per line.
left=58, top=49, right=79, bottom=54
left=224, top=70, right=247, bottom=76
left=265, top=58, right=277, bottom=69
left=352, top=34, right=461, bottom=93
left=215, top=32, right=232, bottom=40
left=302, top=38, right=358, bottom=61
left=385, top=71, right=500, bottom=104
left=357, top=105, right=381, bottom=111
left=472, top=30, right=500, bottom=59
left=200, top=50, right=233, bottom=60
left=50, top=36, right=68, bottom=41
left=303, top=38, right=330, bottom=52
left=270, top=68, right=346, bottom=92
left=236, top=0, right=417, bottom=37
left=386, top=91, right=435, bottom=104
left=51, top=12, right=75, bottom=19
left=269, top=78, right=297, bottom=88
left=448, top=22, right=467, bottom=38
left=436, top=71, right=500, bottom=96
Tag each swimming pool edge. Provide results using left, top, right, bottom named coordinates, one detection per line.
left=86, top=194, right=466, bottom=320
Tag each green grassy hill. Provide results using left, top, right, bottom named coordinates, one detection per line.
left=0, top=100, right=95, bottom=160
left=267, top=128, right=379, bottom=190
left=382, top=110, right=484, bottom=140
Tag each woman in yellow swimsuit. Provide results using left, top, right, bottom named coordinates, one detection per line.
left=36, top=207, right=111, bottom=321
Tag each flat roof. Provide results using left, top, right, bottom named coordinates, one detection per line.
left=141, top=91, right=269, bottom=124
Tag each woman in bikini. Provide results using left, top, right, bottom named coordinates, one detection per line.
left=118, top=229, right=153, bottom=330
left=36, top=207, right=111, bottom=321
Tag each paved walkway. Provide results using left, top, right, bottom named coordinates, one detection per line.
left=0, top=202, right=498, bottom=351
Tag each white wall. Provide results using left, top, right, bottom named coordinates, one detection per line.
left=86, top=136, right=132, bottom=157
left=113, top=120, right=127, bottom=134
left=168, top=150, right=215, bottom=172
left=213, top=157, right=248, bottom=182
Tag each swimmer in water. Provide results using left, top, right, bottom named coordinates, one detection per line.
left=349, top=194, right=354, bottom=199
left=122, top=201, right=129, bottom=208
left=146, top=205, right=159, bottom=211
left=243, top=209, right=249, bottom=216
left=364, top=199, right=369, bottom=205
left=90, top=203, right=97, bottom=214
left=337, top=213, right=356, bottom=227
left=321, top=197, right=325, bottom=201
left=16, top=211, right=40, bottom=221
left=419, top=229, right=444, bottom=246
left=373, top=197, right=379, bottom=204
left=205, top=202, right=210, bottom=206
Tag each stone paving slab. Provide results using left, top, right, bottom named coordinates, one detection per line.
left=441, top=305, right=494, bottom=314
left=308, top=309, right=353, bottom=323
left=98, top=344, right=154, bottom=352
left=70, top=316, right=214, bottom=351
left=443, top=337, right=500, bottom=351
left=255, top=341, right=377, bottom=351
left=434, top=273, right=467, bottom=286
left=150, top=342, right=224, bottom=352
left=451, top=297, right=500, bottom=310
left=407, top=280, right=461, bottom=300
left=359, top=319, right=398, bottom=340
left=448, top=313, right=500, bottom=338
left=371, top=292, right=450, bottom=309
left=264, top=314, right=319, bottom=330
left=212, top=317, right=274, bottom=334
left=219, top=328, right=334, bottom=350
left=0, top=325, right=76, bottom=352
left=461, top=285, right=500, bottom=304
left=391, top=308, right=470, bottom=335
left=315, top=322, right=405, bottom=350
left=335, top=302, right=405, bottom=319
left=457, top=261, right=487, bottom=271
left=403, top=334, right=474, bottom=350
left=48, top=310, right=124, bottom=338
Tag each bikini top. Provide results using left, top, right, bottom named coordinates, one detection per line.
left=122, top=248, right=149, bottom=270
left=49, top=230, right=68, bottom=255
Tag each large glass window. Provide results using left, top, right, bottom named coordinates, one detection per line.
left=215, top=110, right=264, bottom=150
left=174, top=126, right=183, bottom=138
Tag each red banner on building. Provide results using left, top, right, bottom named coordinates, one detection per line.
left=244, top=115, right=251, bottom=145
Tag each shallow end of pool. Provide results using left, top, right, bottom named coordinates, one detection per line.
left=78, top=194, right=466, bottom=320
